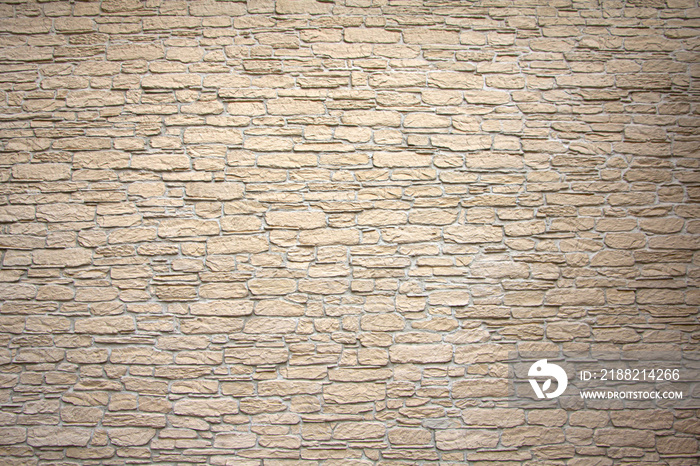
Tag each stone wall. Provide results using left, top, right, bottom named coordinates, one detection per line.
left=0, top=0, right=699, bottom=464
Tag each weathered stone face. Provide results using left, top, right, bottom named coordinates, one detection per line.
left=0, top=0, right=697, bottom=463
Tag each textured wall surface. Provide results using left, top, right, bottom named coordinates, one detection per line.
left=0, top=0, right=699, bottom=464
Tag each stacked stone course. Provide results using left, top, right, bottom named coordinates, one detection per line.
left=0, top=0, right=699, bottom=464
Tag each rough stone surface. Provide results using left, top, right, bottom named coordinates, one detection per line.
left=0, top=1, right=697, bottom=464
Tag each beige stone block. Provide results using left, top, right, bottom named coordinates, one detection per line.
left=504, top=221, right=545, bottom=237
left=637, top=288, right=684, bottom=305
left=107, top=43, right=164, bottom=60
left=221, top=382, right=255, bottom=397
left=33, top=248, right=92, bottom=267
left=15, top=347, right=64, bottom=363
left=61, top=406, right=103, bottom=425
left=373, top=151, right=431, bottom=167
left=109, top=227, right=157, bottom=244
left=546, top=322, right=590, bottom=341
left=267, top=98, right=325, bottom=115
left=0, top=427, right=26, bottom=445
left=257, top=152, right=316, bottom=167
left=25, top=315, right=70, bottom=333
left=74, top=316, right=134, bottom=334
left=181, top=101, right=223, bottom=115
left=389, top=344, right=452, bottom=363
left=626, top=35, right=677, bottom=52
left=0, top=45, right=52, bottom=61
left=158, top=219, right=219, bottom=238
left=66, top=348, right=109, bottom=364
left=67, top=90, right=124, bottom=107
left=36, top=285, right=75, bottom=301
left=0, top=17, right=52, bottom=34
left=657, top=437, right=698, bottom=455
left=313, top=43, right=372, bottom=59
left=428, top=72, right=482, bottom=89
left=610, top=410, right=673, bottom=430
left=12, top=163, right=71, bottom=180
left=471, top=261, right=529, bottom=279
left=388, top=427, right=432, bottom=446
left=501, top=426, right=566, bottom=447
left=109, top=428, right=156, bottom=446
left=461, top=408, right=525, bottom=428
left=184, top=127, right=242, bottom=144
left=142, top=73, right=200, bottom=89
left=171, top=379, right=219, bottom=393
left=131, top=155, right=190, bottom=171
left=27, top=427, right=91, bottom=447
left=333, top=422, right=386, bottom=440
left=460, top=30, right=487, bottom=45
left=259, top=380, right=322, bottom=396
left=361, top=313, right=404, bottom=331
left=345, top=28, right=400, bottom=43
left=225, top=347, right=288, bottom=365
left=255, top=300, right=305, bottom=316
left=174, top=399, right=239, bottom=416
left=452, top=379, right=509, bottom=398
left=266, top=210, right=326, bottom=229
left=455, top=343, right=511, bottom=364
left=248, top=279, right=296, bottom=295
left=404, top=113, right=451, bottom=128
left=323, top=382, right=385, bottom=404
left=404, top=29, right=459, bottom=44
left=590, top=250, right=635, bottom=267
left=436, top=429, right=499, bottom=450
left=299, top=228, right=360, bottom=246
left=180, top=317, right=244, bottom=334
left=0, top=205, right=35, bottom=223
left=335, top=126, right=372, bottom=143
left=190, top=301, right=252, bottom=316
left=428, top=290, right=468, bottom=307
left=444, top=225, right=502, bottom=243
left=408, top=208, right=457, bottom=225
left=369, top=73, right=424, bottom=88
left=208, top=235, right=268, bottom=254
left=243, top=136, right=294, bottom=152
left=221, top=215, right=262, bottom=233
left=110, top=347, right=172, bottom=365
left=244, top=317, right=297, bottom=333
left=381, top=226, right=441, bottom=244
left=0, top=283, right=35, bottom=300
left=239, top=398, right=285, bottom=414
left=639, top=218, right=683, bottom=234
left=341, top=110, right=401, bottom=127
left=0, top=316, right=26, bottom=334
left=276, top=0, right=332, bottom=14
left=593, top=428, right=655, bottom=448
left=545, top=289, right=605, bottom=306
left=357, top=209, right=406, bottom=226
left=604, top=233, right=646, bottom=249
left=432, top=135, right=491, bottom=151
left=464, top=90, right=510, bottom=104
left=185, top=182, right=243, bottom=200
left=226, top=101, right=265, bottom=116
left=298, top=279, right=349, bottom=295
left=422, top=89, right=462, bottom=106
left=214, top=432, right=256, bottom=448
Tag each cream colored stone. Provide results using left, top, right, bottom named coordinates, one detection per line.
left=28, top=427, right=90, bottom=447
left=389, top=344, right=453, bottom=363
left=266, top=211, right=326, bottom=229
left=323, top=383, right=385, bottom=404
